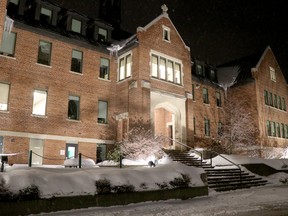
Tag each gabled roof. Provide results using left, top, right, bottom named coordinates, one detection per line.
left=136, top=5, right=190, bottom=52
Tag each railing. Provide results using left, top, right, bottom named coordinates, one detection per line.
left=208, top=150, right=243, bottom=187
left=166, top=137, right=203, bottom=167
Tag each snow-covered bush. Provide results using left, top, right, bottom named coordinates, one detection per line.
left=112, top=184, right=135, bottom=193
left=18, top=184, right=40, bottom=200
left=120, top=118, right=165, bottom=160
left=95, top=179, right=111, bottom=194
left=64, top=158, right=96, bottom=168
left=0, top=179, right=14, bottom=201
left=155, top=182, right=169, bottom=190
left=169, top=173, right=191, bottom=188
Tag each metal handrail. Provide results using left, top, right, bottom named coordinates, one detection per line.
left=209, top=150, right=243, bottom=187
left=166, top=137, right=203, bottom=167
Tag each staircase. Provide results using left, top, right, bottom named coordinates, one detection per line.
left=165, top=150, right=268, bottom=192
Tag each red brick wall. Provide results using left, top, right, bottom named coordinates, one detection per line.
left=4, top=136, right=29, bottom=164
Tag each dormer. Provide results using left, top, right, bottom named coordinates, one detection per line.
left=87, top=20, right=113, bottom=44
left=58, top=10, right=88, bottom=36
left=34, top=0, right=60, bottom=27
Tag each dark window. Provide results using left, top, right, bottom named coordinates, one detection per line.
left=40, top=7, right=52, bottom=26
left=204, top=118, right=210, bottom=136
left=98, top=28, right=108, bottom=42
left=192, top=84, right=195, bottom=101
left=203, top=88, right=209, bottom=104
left=98, top=100, right=108, bottom=124
left=218, top=122, right=223, bottom=136
left=210, top=69, right=217, bottom=82
left=286, top=125, right=288, bottom=138
left=269, top=92, right=273, bottom=106
left=266, top=121, right=271, bottom=136
left=278, top=96, right=282, bottom=110
left=0, top=32, right=16, bottom=57
left=274, top=94, right=278, bottom=108
left=283, top=97, right=286, bottom=111
left=100, top=58, right=110, bottom=79
left=68, top=96, right=80, bottom=120
left=281, top=123, right=285, bottom=138
left=276, top=123, right=281, bottom=137
left=193, top=117, right=196, bottom=135
left=264, top=90, right=269, bottom=105
left=196, top=64, right=204, bottom=76
left=272, top=122, right=276, bottom=137
left=71, top=49, right=83, bottom=73
left=37, top=40, right=52, bottom=66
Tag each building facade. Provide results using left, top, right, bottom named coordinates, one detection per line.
left=0, top=1, right=287, bottom=165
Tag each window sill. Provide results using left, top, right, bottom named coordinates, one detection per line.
left=31, top=114, right=47, bottom=118
left=267, top=136, right=288, bottom=140
left=265, top=105, right=287, bottom=113
left=98, top=77, right=111, bottom=82
left=117, top=76, right=132, bottom=84
left=0, top=54, right=16, bottom=60
left=163, top=39, right=171, bottom=43
left=150, top=77, right=183, bottom=87
left=97, top=123, right=108, bottom=126
left=69, top=71, right=83, bottom=76
left=67, top=118, right=81, bottom=122
left=36, top=63, right=52, bottom=68
left=0, top=110, right=9, bottom=114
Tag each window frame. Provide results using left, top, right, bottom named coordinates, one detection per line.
left=118, top=53, right=132, bottom=81
left=264, top=90, right=269, bottom=105
left=98, top=28, right=108, bottom=42
left=98, top=100, right=108, bottom=124
left=269, top=66, right=276, bottom=82
left=203, top=88, right=209, bottom=104
left=0, top=83, right=10, bottom=111
left=204, top=118, right=210, bottom=136
left=266, top=120, right=271, bottom=136
left=32, top=89, right=47, bottom=116
left=71, top=49, right=83, bottom=73
left=0, top=31, right=17, bottom=57
left=71, top=18, right=82, bottom=33
left=216, top=91, right=221, bottom=107
left=67, top=95, right=80, bottom=120
left=99, top=57, right=110, bottom=80
left=37, top=40, right=52, bottom=66
left=40, top=7, right=53, bottom=26
left=162, top=26, right=171, bottom=42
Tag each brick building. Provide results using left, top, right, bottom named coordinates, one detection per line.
left=0, top=1, right=287, bottom=165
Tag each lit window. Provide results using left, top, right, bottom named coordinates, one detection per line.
left=68, top=96, right=80, bottom=120
left=174, top=63, right=181, bottom=84
left=167, top=60, right=173, bottom=82
left=98, top=100, right=108, bottom=124
left=100, top=58, right=110, bottom=79
left=203, top=88, right=209, bottom=104
left=71, top=49, right=83, bottom=73
left=98, top=28, right=108, bottom=42
left=118, top=53, right=132, bottom=81
left=32, top=90, right=47, bottom=116
left=0, top=31, right=16, bottom=57
left=151, top=55, right=158, bottom=77
left=159, top=58, right=166, bottom=80
left=163, top=26, right=170, bottom=41
left=40, top=7, right=52, bottom=25
left=216, top=92, right=221, bottom=107
left=270, top=66, right=276, bottom=82
left=37, top=40, right=52, bottom=66
left=0, top=83, right=10, bottom=111
left=204, top=118, right=210, bottom=136
left=71, top=18, right=81, bottom=33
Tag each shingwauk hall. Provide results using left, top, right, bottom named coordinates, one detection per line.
left=0, top=0, right=287, bottom=166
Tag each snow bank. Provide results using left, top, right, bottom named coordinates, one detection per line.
left=1, top=162, right=205, bottom=198
left=64, top=158, right=98, bottom=168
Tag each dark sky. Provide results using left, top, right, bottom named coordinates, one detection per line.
left=51, top=0, right=288, bottom=78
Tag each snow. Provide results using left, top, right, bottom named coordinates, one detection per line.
left=1, top=162, right=205, bottom=198
left=64, top=158, right=98, bottom=168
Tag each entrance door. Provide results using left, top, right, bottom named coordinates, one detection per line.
left=29, top=139, right=44, bottom=165
left=0, top=136, right=3, bottom=153
left=97, top=144, right=107, bottom=163
left=66, top=143, right=78, bottom=159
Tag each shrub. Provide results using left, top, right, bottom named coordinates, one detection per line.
left=155, top=182, right=169, bottom=190
left=0, top=179, right=14, bottom=201
left=112, top=184, right=135, bottom=193
left=139, top=183, right=148, bottom=190
left=107, top=143, right=121, bottom=162
left=169, top=173, right=191, bottom=188
left=95, top=179, right=111, bottom=194
left=18, top=185, right=40, bottom=200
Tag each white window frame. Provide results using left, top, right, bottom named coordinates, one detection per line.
left=162, top=25, right=171, bottom=42
left=150, top=50, right=183, bottom=85
left=118, top=52, right=132, bottom=81
left=32, top=90, right=47, bottom=116
left=269, top=66, right=276, bottom=82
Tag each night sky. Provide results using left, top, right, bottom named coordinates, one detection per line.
left=51, top=0, right=288, bottom=79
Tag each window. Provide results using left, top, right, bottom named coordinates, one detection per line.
left=266, top=121, right=271, bottom=136
left=0, top=83, right=10, bottom=111
left=282, top=97, right=286, bottom=111
left=71, top=49, right=83, bottom=73
left=100, top=58, right=110, bottom=79
left=66, top=143, right=78, bottom=159
left=68, top=95, right=80, bottom=120
left=0, top=31, right=16, bottom=57
left=269, top=66, right=276, bottom=82
left=196, top=64, right=204, bottom=76
left=98, top=100, right=108, bottom=124
left=216, top=92, right=221, bottom=107
left=192, top=84, right=195, bottom=101
left=269, top=92, right=273, bottom=106
left=163, top=26, right=170, bottom=41
left=218, top=122, right=223, bottom=136
left=32, top=90, right=47, bottom=115
left=119, top=53, right=132, bottom=81
left=37, top=40, right=52, bottom=66
left=210, top=69, right=217, bottom=82
left=71, top=18, right=81, bottom=33
left=40, top=7, right=52, bottom=25
left=203, top=88, right=209, bottom=104
left=9, top=0, right=19, bottom=4
left=204, top=118, right=210, bottom=136
left=150, top=53, right=182, bottom=85
left=276, top=123, right=281, bottom=137
left=264, top=90, right=268, bottom=105
left=98, top=28, right=107, bottom=42
left=274, top=94, right=277, bottom=108
left=272, top=122, right=276, bottom=137
left=278, top=96, right=282, bottom=110
left=286, top=125, right=288, bottom=138
left=281, top=123, right=285, bottom=138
